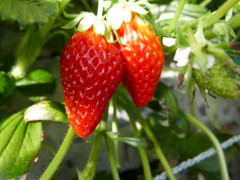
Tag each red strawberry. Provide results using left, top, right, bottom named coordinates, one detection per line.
left=117, top=13, right=164, bottom=107
left=60, top=28, right=123, bottom=138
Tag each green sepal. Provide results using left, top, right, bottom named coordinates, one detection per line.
left=62, top=15, right=85, bottom=29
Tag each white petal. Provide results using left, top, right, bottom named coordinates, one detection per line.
left=107, top=4, right=124, bottom=29
left=206, top=55, right=215, bottom=69
left=174, top=47, right=191, bottom=67
left=192, top=54, right=215, bottom=70
left=163, top=37, right=176, bottom=47
left=123, top=9, right=132, bottom=23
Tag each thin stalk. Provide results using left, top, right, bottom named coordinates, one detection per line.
left=120, top=101, right=152, bottom=180
left=87, top=133, right=103, bottom=163
left=203, top=0, right=240, bottom=29
left=112, top=97, right=120, bottom=167
left=228, top=14, right=240, bottom=29
left=97, top=0, right=104, bottom=18
left=181, top=111, right=229, bottom=180
left=200, top=0, right=212, bottom=7
left=81, top=0, right=92, bottom=12
left=40, top=126, right=75, bottom=180
left=212, top=99, right=220, bottom=130
left=166, top=0, right=187, bottom=32
left=104, top=134, right=120, bottom=180
left=120, top=95, right=176, bottom=180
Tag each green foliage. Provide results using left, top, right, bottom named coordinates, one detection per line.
left=24, top=100, right=68, bottom=123
left=0, top=0, right=240, bottom=179
left=16, top=68, right=55, bottom=101
left=0, top=110, right=42, bottom=179
left=0, top=71, right=15, bottom=97
left=0, top=0, right=58, bottom=27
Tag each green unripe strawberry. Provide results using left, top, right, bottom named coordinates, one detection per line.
left=192, top=59, right=240, bottom=99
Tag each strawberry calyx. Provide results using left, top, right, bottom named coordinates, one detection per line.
left=62, top=12, right=116, bottom=43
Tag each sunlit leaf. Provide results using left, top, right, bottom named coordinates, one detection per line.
left=0, top=110, right=42, bottom=179
left=24, top=100, right=69, bottom=123
left=0, top=0, right=58, bottom=27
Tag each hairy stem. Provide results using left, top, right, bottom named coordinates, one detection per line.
left=97, top=0, right=104, bottom=18
left=203, top=0, right=240, bottom=29
left=40, top=126, right=75, bottom=180
left=182, top=111, right=229, bottom=180
left=166, top=0, right=187, bottom=33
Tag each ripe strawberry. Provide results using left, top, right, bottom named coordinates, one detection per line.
left=192, top=59, right=240, bottom=99
left=117, top=13, right=164, bottom=107
left=60, top=28, right=123, bottom=138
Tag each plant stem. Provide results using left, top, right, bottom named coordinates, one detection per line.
left=120, top=95, right=176, bottom=180
left=203, top=0, right=240, bottom=29
left=212, top=99, right=220, bottom=130
left=81, top=0, right=92, bottom=12
left=166, top=0, right=187, bottom=33
left=40, top=126, right=75, bottom=180
left=228, top=14, right=240, bottom=29
left=97, top=0, right=104, bottom=18
left=121, top=102, right=152, bottom=180
left=181, top=111, right=229, bottom=180
left=87, top=132, right=103, bottom=163
left=112, top=97, right=120, bottom=167
left=200, top=0, right=212, bottom=7
left=104, top=134, right=120, bottom=180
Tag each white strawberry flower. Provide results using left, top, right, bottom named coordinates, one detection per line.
left=106, top=2, right=147, bottom=30
left=173, top=47, right=215, bottom=70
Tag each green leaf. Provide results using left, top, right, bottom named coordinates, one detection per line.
left=116, top=137, right=150, bottom=149
left=16, top=68, right=54, bottom=86
left=152, top=82, right=179, bottom=123
left=0, top=0, right=58, bottom=27
left=16, top=68, right=55, bottom=101
left=0, top=110, right=43, bottom=179
left=0, top=71, right=15, bottom=97
left=24, top=100, right=69, bottom=123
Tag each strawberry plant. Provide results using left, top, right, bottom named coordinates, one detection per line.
left=0, top=0, right=240, bottom=180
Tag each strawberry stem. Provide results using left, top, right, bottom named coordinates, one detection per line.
left=165, top=0, right=187, bottom=33
left=119, top=94, right=176, bottom=180
left=97, top=0, right=104, bottom=18
left=87, top=132, right=103, bottom=163
left=119, top=99, right=152, bottom=180
left=104, top=134, right=120, bottom=180
left=200, top=0, right=212, bottom=7
left=111, top=97, right=120, bottom=168
left=39, top=126, right=75, bottom=180
left=203, top=0, right=240, bottom=29
left=181, top=111, right=230, bottom=180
